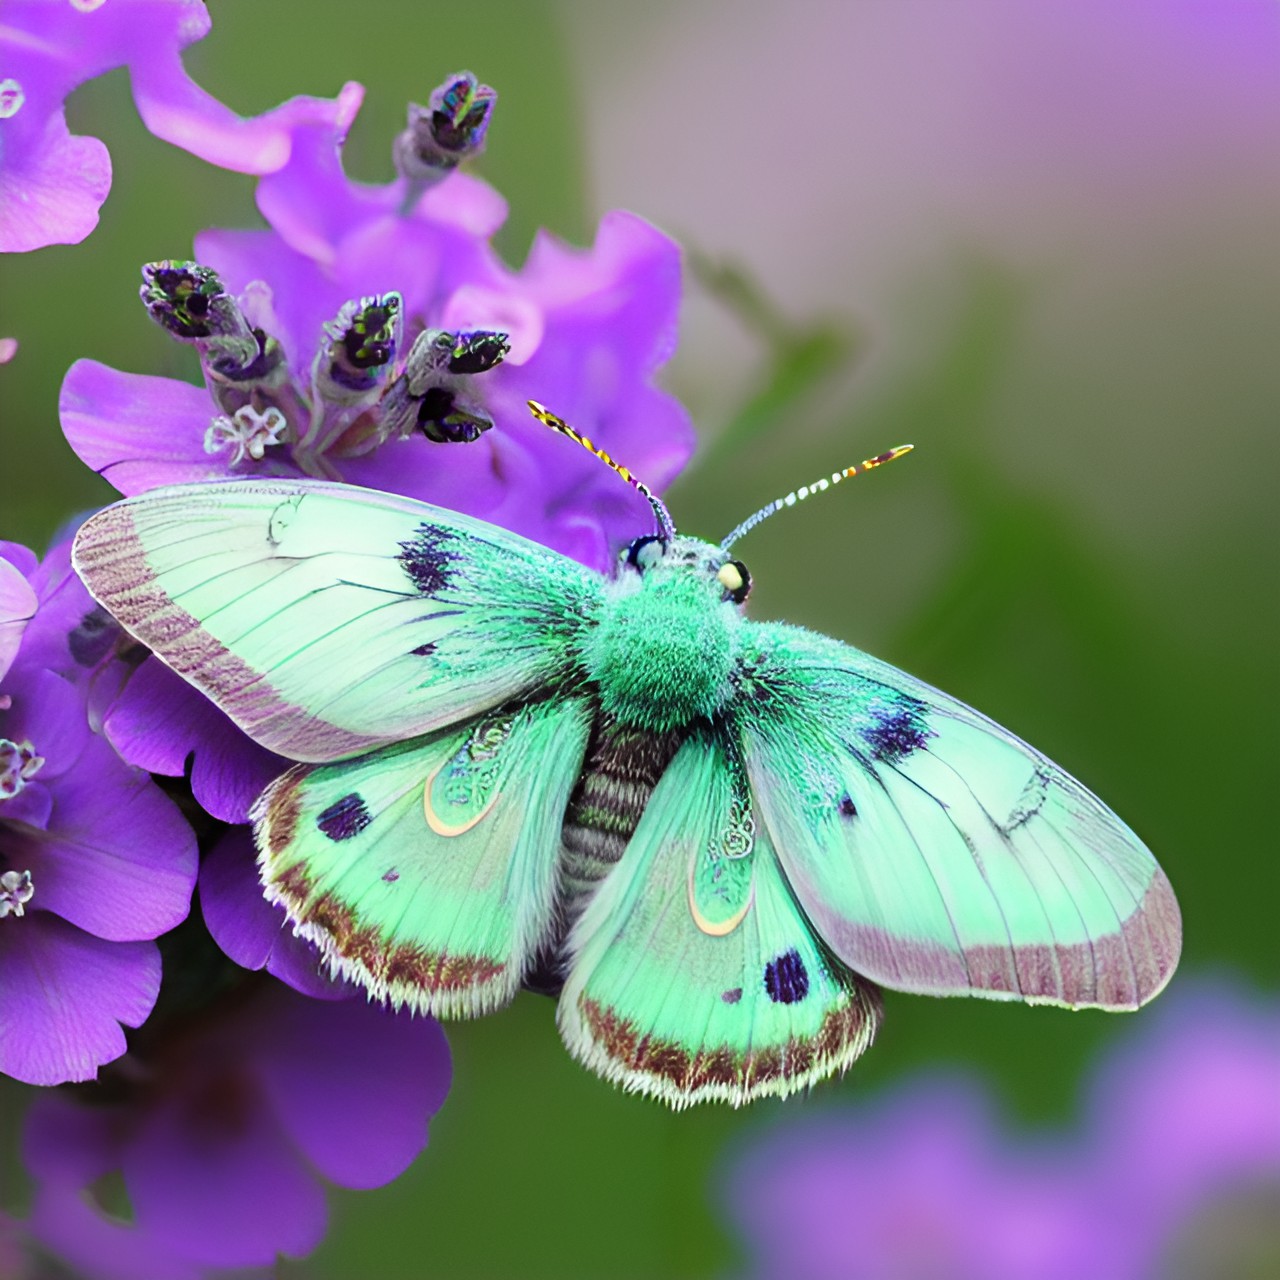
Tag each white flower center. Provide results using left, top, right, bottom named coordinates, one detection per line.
left=0, top=869, right=34, bottom=919
left=0, top=80, right=25, bottom=120
left=204, top=405, right=289, bottom=467
left=0, top=738, right=43, bottom=800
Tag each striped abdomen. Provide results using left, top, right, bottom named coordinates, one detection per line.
left=561, top=712, right=685, bottom=899
left=524, top=713, right=684, bottom=995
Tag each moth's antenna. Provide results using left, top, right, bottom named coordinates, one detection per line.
left=527, top=400, right=677, bottom=542
left=719, top=444, right=914, bottom=551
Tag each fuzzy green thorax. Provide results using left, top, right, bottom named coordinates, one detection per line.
left=585, top=537, right=742, bottom=733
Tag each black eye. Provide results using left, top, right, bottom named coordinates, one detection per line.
left=717, top=559, right=751, bottom=604
left=622, top=535, right=667, bottom=574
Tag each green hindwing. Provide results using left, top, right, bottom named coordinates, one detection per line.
left=558, top=733, right=881, bottom=1108
left=256, top=696, right=593, bottom=1016
left=736, top=623, right=1181, bottom=1010
left=72, top=481, right=603, bottom=761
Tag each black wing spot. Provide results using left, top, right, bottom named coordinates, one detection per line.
left=763, top=949, right=809, bottom=1004
left=862, top=703, right=933, bottom=763
left=317, top=793, right=372, bottom=842
left=838, top=792, right=858, bottom=818
left=398, top=523, right=458, bottom=596
left=411, top=641, right=438, bottom=657
left=382, top=867, right=400, bottom=883
left=721, top=987, right=743, bottom=1005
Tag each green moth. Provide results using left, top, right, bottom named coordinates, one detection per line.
left=72, top=406, right=1180, bottom=1107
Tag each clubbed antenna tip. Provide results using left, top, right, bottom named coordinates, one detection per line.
left=719, top=444, right=914, bottom=551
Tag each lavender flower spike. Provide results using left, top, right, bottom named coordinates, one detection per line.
left=0, top=1, right=359, bottom=252
left=61, top=69, right=694, bottom=571
left=394, top=70, right=497, bottom=188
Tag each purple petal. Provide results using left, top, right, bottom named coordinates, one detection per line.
left=195, top=228, right=348, bottom=375
left=0, top=915, right=159, bottom=1085
left=0, top=664, right=92, bottom=782
left=339, top=427, right=512, bottom=521
left=1, top=777, right=51, bottom=829
left=123, top=1074, right=327, bottom=1268
left=0, top=542, right=38, bottom=577
left=3, top=702, right=196, bottom=941
left=22, top=1091, right=119, bottom=1186
left=200, top=828, right=349, bottom=1000
left=131, top=58, right=363, bottom=176
left=59, top=360, right=221, bottom=495
left=0, top=556, right=36, bottom=683
left=252, top=82, right=390, bottom=267
left=28, top=1182, right=204, bottom=1280
left=413, top=170, right=508, bottom=239
left=106, top=657, right=286, bottom=824
left=725, top=1079, right=1102, bottom=1280
left=8, top=535, right=105, bottom=682
left=250, top=987, right=451, bottom=1188
left=1088, top=977, right=1280, bottom=1212
left=0, top=107, right=111, bottom=252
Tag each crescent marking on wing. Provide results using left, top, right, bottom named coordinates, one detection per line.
left=423, top=763, right=502, bottom=836
left=688, top=856, right=756, bottom=937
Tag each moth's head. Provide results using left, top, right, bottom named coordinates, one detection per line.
left=617, top=534, right=752, bottom=607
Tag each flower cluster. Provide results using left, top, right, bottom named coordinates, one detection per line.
left=1, top=3, right=694, bottom=1274
left=60, top=70, right=692, bottom=572
left=721, top=979, right=1280, bottom=1280
left=0, top=537, right=195, bottom=1086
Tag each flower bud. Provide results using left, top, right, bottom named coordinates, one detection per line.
left=393, top=71, right=496, bottom=184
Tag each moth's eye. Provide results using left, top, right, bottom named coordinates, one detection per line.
left=718, top=560, right=752, bottom=605
left=623, top=535, right=667, bottom=574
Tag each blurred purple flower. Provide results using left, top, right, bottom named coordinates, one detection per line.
left=60, top=74, right=693, bottom=572
left=722, top=978, right=1280, bottom=1280
left=0, top=541, right=197, bottom=1086
left=0, top=0, right=357, bottom=253
left=22, top=982, right=450, bottom=1272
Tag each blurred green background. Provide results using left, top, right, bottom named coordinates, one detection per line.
left=0, top=2, right=1276, bottom=1277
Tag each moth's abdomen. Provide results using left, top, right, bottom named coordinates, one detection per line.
left=562, top=713, right=685, bottom=895
left=526, top=714, right=685, bottom=995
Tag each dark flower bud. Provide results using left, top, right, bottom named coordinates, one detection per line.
left=141, top=261, right=245, bottom=343
left=393, top=71, right=496, bottom=185
left=403, top=328, right=509, bottom=389
left=318, top=293, right=403, bottom=399
left=445, top=330, right=510, bottom=375
left=140, top=260, right=260, bottom=375
left=415, top=386, right=494, bottom=444
left=376, top=326, right=508, bottom=443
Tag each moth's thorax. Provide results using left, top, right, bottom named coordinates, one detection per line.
left=586, top=537, right=743, bottom=733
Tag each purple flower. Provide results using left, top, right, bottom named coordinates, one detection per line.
left=105, top=655, right=285, bottom=826
left=0, top=551, right=36, bottom=684
left=722, top=978, right=1280, bottom=1280
left=0, top=540, right=196, bottom=1085
left=22, top=982, right=450, bottom=1272
left=0, top=0, right=358, bottom=253
left=60, top=73, right=693, bottom=572
left=199, top=826, right=350, bottom=1000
